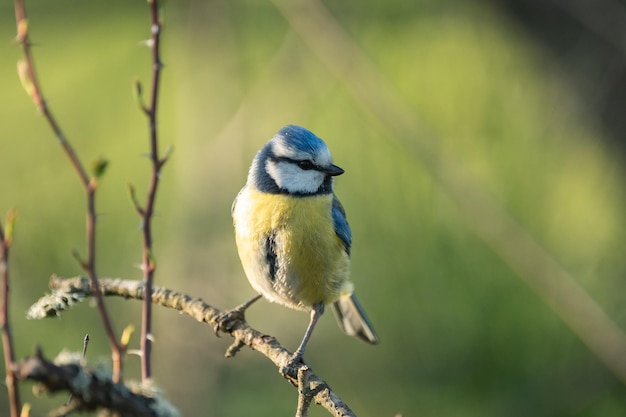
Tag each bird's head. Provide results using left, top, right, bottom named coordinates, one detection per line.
left=249, top=125, right=344, bottom=195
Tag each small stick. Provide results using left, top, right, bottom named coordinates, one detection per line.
left=137, top=0, right=168, bottom=382
left=13, top=0, right=122, bottom=382
left=64, top=333, right=90, bottom=407
left=0, top=214, right=21, bottom=417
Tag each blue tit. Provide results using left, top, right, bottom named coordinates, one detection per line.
left=231, top=124, right=379, bottom=364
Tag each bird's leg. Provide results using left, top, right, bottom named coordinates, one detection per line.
left=286, top=303, right=324, bottom=369
left=233, top=293, right=263, bottom=313
left=211, top=294, right=262, bottom=336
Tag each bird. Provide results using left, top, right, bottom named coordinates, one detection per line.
left=230, top=124, right=379, bottom=366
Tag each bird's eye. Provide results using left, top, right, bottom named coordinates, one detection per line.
left=297, top=160, right=315, bottom=170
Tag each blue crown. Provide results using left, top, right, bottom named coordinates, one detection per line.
left=273, top=125, right=327, bottom=156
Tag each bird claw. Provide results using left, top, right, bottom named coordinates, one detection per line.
left=211, top=294, right=262, bottom=336
left=211, top=308, right=245, bottom=336
left=280, top=351, right=306, bottom=378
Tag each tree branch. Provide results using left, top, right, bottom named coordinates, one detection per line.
left=133, top=0, right=168, bottom=383
left=13, top=0, right=123, bottom=382
left=13, top=347, right=179, bottom=417
left=30, top=276, right=358, bottom=417
left=0, top=212, right=21, bottom=417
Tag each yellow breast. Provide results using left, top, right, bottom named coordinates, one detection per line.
left=233, top=187, right=350, bottom=310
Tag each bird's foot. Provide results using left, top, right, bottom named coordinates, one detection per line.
left=211, top=294, right=262, bottom=336
left=280, top=350, right=306, bottom=378
left=211, top=308, right=244, bottom=336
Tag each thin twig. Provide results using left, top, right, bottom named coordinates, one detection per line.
left=12, top=0, right=122, bottom=382
left=82, top=333, right=90, bottom=359
left=136, top=0, right=167, bottom=382
left=13, top=4, right=88, bottom=186
left=33, top=276, right=358, bottom=417
left=64, top=334, right=90, bottom=407
left=0, top=213, right=21, bottom=417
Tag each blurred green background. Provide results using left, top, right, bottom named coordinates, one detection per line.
left=1, top=0, right=626, bottom=416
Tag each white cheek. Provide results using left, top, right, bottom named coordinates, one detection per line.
left=266, top=161, right=325, bottom=194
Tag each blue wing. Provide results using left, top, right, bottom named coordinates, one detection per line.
left=332, top=195, right=352, bottom=255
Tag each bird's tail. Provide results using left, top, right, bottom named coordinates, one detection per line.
left=331, top=293, right=379, bottom=345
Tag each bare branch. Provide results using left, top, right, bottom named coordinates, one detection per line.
left=32, top=276, right=358, bottom=417
left=135, top=0, right=168, bottom=382
left=0, top=212, right=21, bottom=417
left=12, top=0, right=123, bottom=382
left=14, top=347, right=179, bottom=417
left=13, top=2, right=88, bottom=187
left=64, top=334, right=91, bottom=407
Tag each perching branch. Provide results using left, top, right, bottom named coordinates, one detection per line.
left=0, top=212, right=21, bottom=417
left=13, top=0, right=123, bottom=382
left=30, top=276, right=358, bottom=417
left=13, top=347, right=179, bottom=417
left=133, top=0, right=168, bottom=382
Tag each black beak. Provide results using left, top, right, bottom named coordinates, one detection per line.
left=325, top=164, right=345, bottom=176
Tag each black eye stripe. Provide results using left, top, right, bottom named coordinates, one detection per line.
left=297, top=160, right=315, bottom=170
left=271, top=156, right=319, bottom=171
